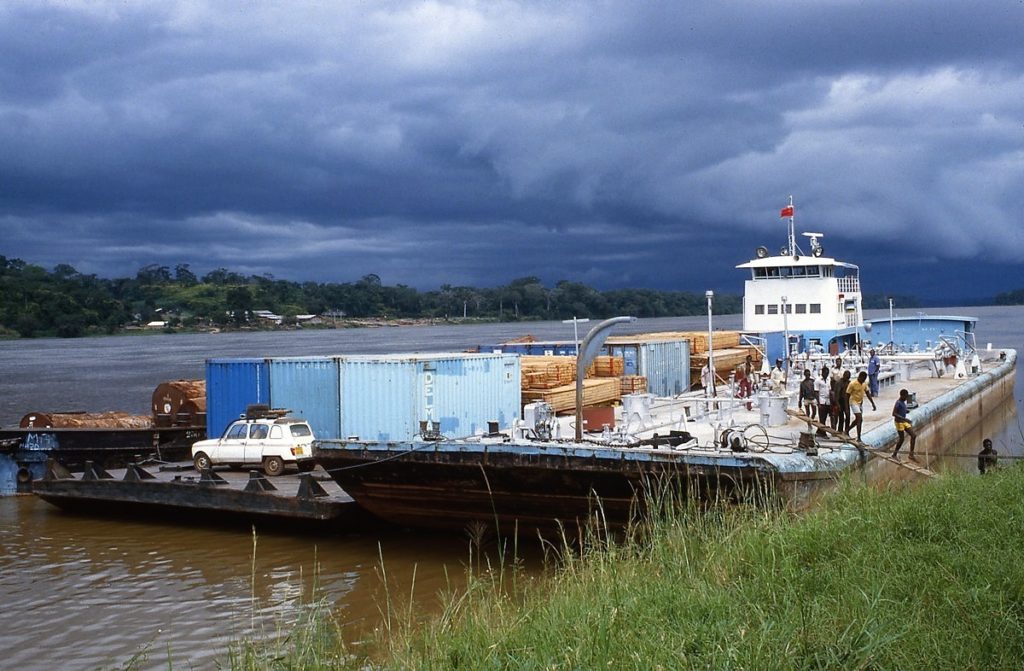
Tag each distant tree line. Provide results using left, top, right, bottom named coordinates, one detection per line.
left=994, top=288, right=1024, bottom=305
left=0, top=257, right=744, bottom=338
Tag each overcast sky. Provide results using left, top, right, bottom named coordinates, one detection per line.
left=1, top=1, right=1022, bottom=301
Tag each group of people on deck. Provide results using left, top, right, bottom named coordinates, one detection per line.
left=797, top=358, right=879, bottom=444
left=729, top=348, right=921, bottom=459
left=723, top=347, right=1003, bottom=470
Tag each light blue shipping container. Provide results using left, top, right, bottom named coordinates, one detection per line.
left=206, top=358, right=270, bottom=439
left=605, top=337, right=690, bottom=397
left=338, top=353, right=521, bottom=442
left=638, top=340, right=690, bottom=397
left=268, top=357, right=342, bottom=439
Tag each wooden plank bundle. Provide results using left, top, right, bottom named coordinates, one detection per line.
left=604, top=330, right=744, bottom=354
left=620, top=375, right=648, bottom=394
left=589, top=355, right=625, bottom=378
left=520, top=356, right=577, bottom=389
left=522, top=378, right=621, bottom=414
left=690, top=345, right=762, bottom=386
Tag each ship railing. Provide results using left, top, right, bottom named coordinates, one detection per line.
left=837, top=277, right=860, bottom=293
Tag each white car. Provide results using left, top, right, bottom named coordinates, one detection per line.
left=192, top=411, right=316, bottom=476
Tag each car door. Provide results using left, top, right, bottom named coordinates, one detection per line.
left=218, top=421, right=249, bottom=463
left=245, top=423, right=270, bottom=464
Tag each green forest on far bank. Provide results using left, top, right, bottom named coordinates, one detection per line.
left=2, top=256, right=1015, bottom=339
left=0, top=257, right=742, bottom=338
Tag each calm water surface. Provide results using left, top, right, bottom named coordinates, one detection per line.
left=0, top=309, right=1020, bottom=669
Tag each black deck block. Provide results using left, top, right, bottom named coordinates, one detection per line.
left=83, top=461, right=114, bottom=481
left=243, top=470, right=277, bottom=493
left=124, top=463, right=157, bottom=482
left=45, top=458, right=75, bottom=481
left=197, top=468, right=229, bottom=486
left=296, top=473, right=329, bottom=499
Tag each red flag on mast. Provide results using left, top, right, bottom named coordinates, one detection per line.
left=780, top=205, right=794, bottom=218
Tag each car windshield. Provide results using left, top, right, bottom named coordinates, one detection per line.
left=289, top=424, right=312, bottom=437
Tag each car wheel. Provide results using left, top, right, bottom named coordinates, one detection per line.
left=263, top=455, right=285, bottom=477
left=194, top=452, right=212, bottom=471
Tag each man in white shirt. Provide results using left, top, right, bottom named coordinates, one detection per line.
left=769, top=358, right=787, bottom=393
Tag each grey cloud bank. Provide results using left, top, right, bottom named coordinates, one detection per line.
left=1, top=1, right=1022, bottom=301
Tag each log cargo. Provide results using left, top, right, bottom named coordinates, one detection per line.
left=20, top=411, right=154, bottom=429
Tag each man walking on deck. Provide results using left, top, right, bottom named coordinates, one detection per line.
left=867, top=349, right=881, bottom=396
left=846, top=371, right=876, bottom=442
left=799, top=369, right=817, bottom=420
left=891, top=388, right=917, bottom=459
left=815, top=366, right=832, bottom=436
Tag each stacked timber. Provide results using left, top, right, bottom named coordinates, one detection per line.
left=522, top=378, right=621, bottom=414
left=520, top=356, right=577, bottom=389
left=620, top=375, right=648, bottom=394
left=20, top=411, right=153, bottom=429
left=605, top=330, right=743, bottom=353
left=589, top=355, right=625, bottom=378
left=690, top=346, right=762, bottom=388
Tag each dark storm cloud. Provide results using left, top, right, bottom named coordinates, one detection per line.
left=1, top=1, right=1022, bottom=299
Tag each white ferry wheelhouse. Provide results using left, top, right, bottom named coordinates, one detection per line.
left=736, top=201, right=863, bottom=360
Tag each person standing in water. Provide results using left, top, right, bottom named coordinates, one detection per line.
left=978, top=438, right=998, bottom=474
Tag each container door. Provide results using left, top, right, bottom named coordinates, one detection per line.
left=268, top=358, right=341, bottom=439
left=206, top=359, right=269, bottom=439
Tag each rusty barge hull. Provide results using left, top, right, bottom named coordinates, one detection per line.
left=315, top=442, right=784, bottom=532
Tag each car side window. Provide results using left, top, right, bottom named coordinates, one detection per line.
left=250, top=424, right=269, bottom=440
left=226, top=423, right=248, bottom=440
left=269, top=425, right=283, bottom=439
left=290, top=424, right=312, bottom=437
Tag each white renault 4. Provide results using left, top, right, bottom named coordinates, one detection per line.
left=192, top=407, right=315, bottom=476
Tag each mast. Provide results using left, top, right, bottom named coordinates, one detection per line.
left=785, top=194, right=795, bottom=256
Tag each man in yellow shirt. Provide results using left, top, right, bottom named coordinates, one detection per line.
left=846, top=371, right=876, bottom=442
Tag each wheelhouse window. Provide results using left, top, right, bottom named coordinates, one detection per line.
left=809, top=303, right=822, bottom=313
left=795, top=304, right=807, bottom=314
left=783, top=303, right=792, bottom=313
left=754, top=304, right=765, bottom=315
left=767, top=305, right=779, bottom=315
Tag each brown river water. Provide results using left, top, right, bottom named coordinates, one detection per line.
left=0, top=309, right=1020, bottom=669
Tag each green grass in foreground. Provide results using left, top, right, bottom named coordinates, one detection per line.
left=228, top=467, right=1024, bottom=670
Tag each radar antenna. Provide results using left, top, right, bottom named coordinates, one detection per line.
left=802, top=232, right=825, bottom=257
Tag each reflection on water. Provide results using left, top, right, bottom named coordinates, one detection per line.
left=0, top=497, right=486, bottom=670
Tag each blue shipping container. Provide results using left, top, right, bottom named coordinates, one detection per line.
left=268, top=357, right=342, bottom=439
left=206, top=358, right=270, bottom=439
left=338, top=353, right=521, bottom=442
